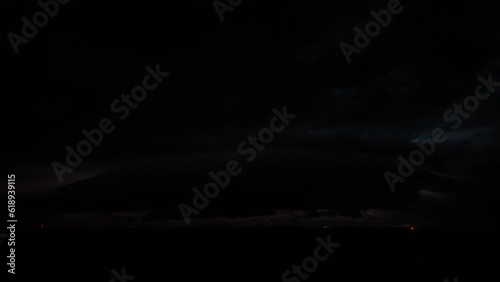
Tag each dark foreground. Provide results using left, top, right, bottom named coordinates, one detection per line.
left=7, top=228, right=499, bottom=281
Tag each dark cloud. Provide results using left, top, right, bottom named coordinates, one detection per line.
left=5, top=0, right=500, bottom=228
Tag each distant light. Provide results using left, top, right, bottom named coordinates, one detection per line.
left=40, top=224, right=44, bottom=229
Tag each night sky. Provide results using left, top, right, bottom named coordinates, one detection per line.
left=4, top=0, right=500, bottom=228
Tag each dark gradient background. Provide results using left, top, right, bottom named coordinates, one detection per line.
left=1, top=0, right=499, bottom=280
